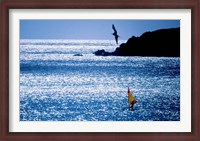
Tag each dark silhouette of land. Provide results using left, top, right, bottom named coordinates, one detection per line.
left=94, top=27, right=180, bottom=57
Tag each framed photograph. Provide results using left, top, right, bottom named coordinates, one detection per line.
left=1, top=0, right=199, bottom=140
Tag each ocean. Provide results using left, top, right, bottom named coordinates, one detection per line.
left=20, top=39, right=180, bottom=121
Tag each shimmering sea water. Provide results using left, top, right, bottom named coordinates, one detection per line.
left=20, top=39, right=180, bottom=121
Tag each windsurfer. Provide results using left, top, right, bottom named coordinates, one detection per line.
left=129, top=101, right=136, bottom=111
left=128, top=87, right=137, bottom=111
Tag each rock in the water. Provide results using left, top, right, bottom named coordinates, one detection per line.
left=94, top=49, right=112, bottom=56
left=74, top=53, right=83, bottom=56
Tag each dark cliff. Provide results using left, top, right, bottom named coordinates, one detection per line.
left=94, top=27, right=180, bottom=57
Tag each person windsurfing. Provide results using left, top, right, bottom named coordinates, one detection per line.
left=128, top=87, right=137, bottom=111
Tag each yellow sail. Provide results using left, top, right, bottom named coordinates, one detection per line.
left=128, top=87, right=137, bottom=104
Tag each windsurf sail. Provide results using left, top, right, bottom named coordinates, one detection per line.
left=128, top=87, right=137, bottom=105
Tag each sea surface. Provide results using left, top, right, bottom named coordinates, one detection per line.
left=20, top=39, right=180, bottom=121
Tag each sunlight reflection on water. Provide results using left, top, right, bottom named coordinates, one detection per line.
left=20, top=40, right=180, bottom=121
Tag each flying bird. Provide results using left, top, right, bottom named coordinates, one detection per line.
left=112, top=24, right=119, bottom=44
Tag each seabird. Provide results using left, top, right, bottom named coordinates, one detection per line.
left=112, top=24, right=119, bottom=44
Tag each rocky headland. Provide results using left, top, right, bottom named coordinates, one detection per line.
left=94, top=28, right=180, bottom=57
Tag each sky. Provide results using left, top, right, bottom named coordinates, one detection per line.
left=20, top=20, right=180, bottom=40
